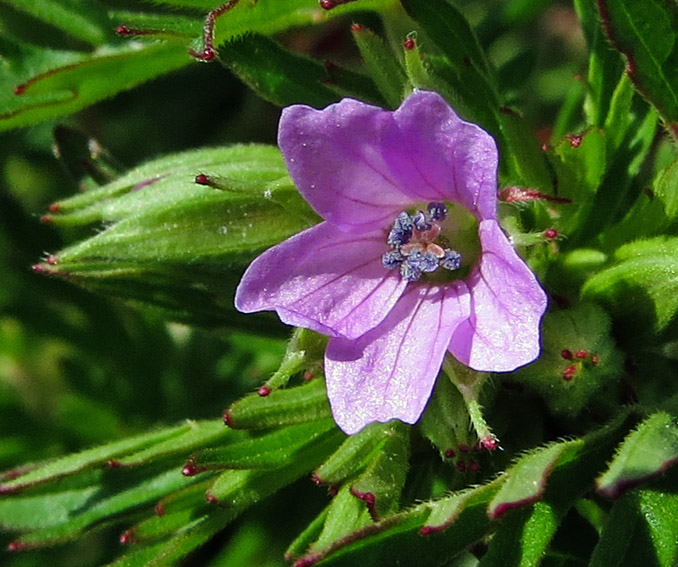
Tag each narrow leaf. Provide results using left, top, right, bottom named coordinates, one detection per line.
left=219, top=33, right=340, bottom=108
left=596, top=412, right=678, bottom=499
left=1, top=42, right=190, bottom=132
left=0, top=423, right=191, bottom=493
left=5, top=0, right=113, bottom=45
left=597, top=0, right=678, bottom=139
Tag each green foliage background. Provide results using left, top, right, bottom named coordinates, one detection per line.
left=2, top=0, right=678, bottom=566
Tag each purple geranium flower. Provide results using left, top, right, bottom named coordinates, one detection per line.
left=235, top=91, right=547, bottom=435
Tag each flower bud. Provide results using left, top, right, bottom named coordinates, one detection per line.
left=509, top=303, right=623, bottom=417
left=33, top=145, right=317, bottom=326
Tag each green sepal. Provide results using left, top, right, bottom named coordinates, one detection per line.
left=549, top=129, right=607, bottom=242
left=284, top=506, right=330, bottom=562
left=44, top=145, right=306, bottom=223
left=224, top=378, right=333, bottom=430
left=314, top=422, right=398, bottom=487
left=205, top=423, right=343, bottom=506
left=509, top=303, right=624, bottom=417
left=261, top=328, right=327, bottom=393
left=112, top=510, right=236, bottom=567
left=351, top=25, right=407, bottom=109
left=416, top=374, right=472, bottom=459
left=596, top=412, right=678, bottom=499
left=53, top=126, right=123, bottom=191
left=191, top=420, right=337, bottom=470
left=123, top=503, right=226, bottom=545
left=400, top=0, right=495, bottom=92
left=349, top=422, right=410, bottom=521
left=583, top=236, right=678, bottom=342
left=298, top=484, right=374, bottom=563
left=113, top=420, right=234, bottom=467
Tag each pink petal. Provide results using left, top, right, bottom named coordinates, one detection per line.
left=278, top=100, right=413, bottom=232
left=325, top=283, right=471, bottom=434
left=385, top=91, right=499, bottom=221
left=448, top=220, right=547, bottom=372
left=234, top=222, right=407, bottom=340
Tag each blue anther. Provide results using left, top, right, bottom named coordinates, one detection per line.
left=382, top=249, right=404, bottom=270
left=387, top=212, right=413, bottom=247
left=406, top=250, right=439, bottom=273
left=400, top=259, right=422, bottom=281
left=400, top=250, right=439, bottom=281
left=441, top=249, right=462, bottom=271
left=413, top=211, right=431, bottom=231
left=428, top=202, right=447, bottom=221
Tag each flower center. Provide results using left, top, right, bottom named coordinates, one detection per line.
left=382, top=202, right=472, bottom=282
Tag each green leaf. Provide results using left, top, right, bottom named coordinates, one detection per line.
left=574, top=0, right=625, bottom=128
left=0, top=423, right=191, bottom=493
left=218, top=33, right=340, bottom=108
left=487, top=442, right=574, bottom=520
left=144, top=0, right=397, bottom=39
left=550, top=129, right=607, bottom=242
left=3, top=0, right=113, bottom=46
left=596, top=412, right=678, bottom=499
left=478, top=501, right=562, bottom=567
left=400, top=0, right=554, bottom=190
left=597, top=0, right=678, bottom=139
left=583, top=237, right=678, bottom=341
left=591, top=482, right=678, bottom=567
left=1, top=42, right=191, bottom=132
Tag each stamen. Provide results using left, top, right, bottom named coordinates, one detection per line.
left=383, top=205, right=462, bottom=282
left=441, top=249, right=462, bottom=271
left=413, top=210, right=431, bottom=231
left=387, top=212, right=413, bottom=247
left=428, top=202, right=447, bottom=221
left=382, top=249, right=404, bottom=269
